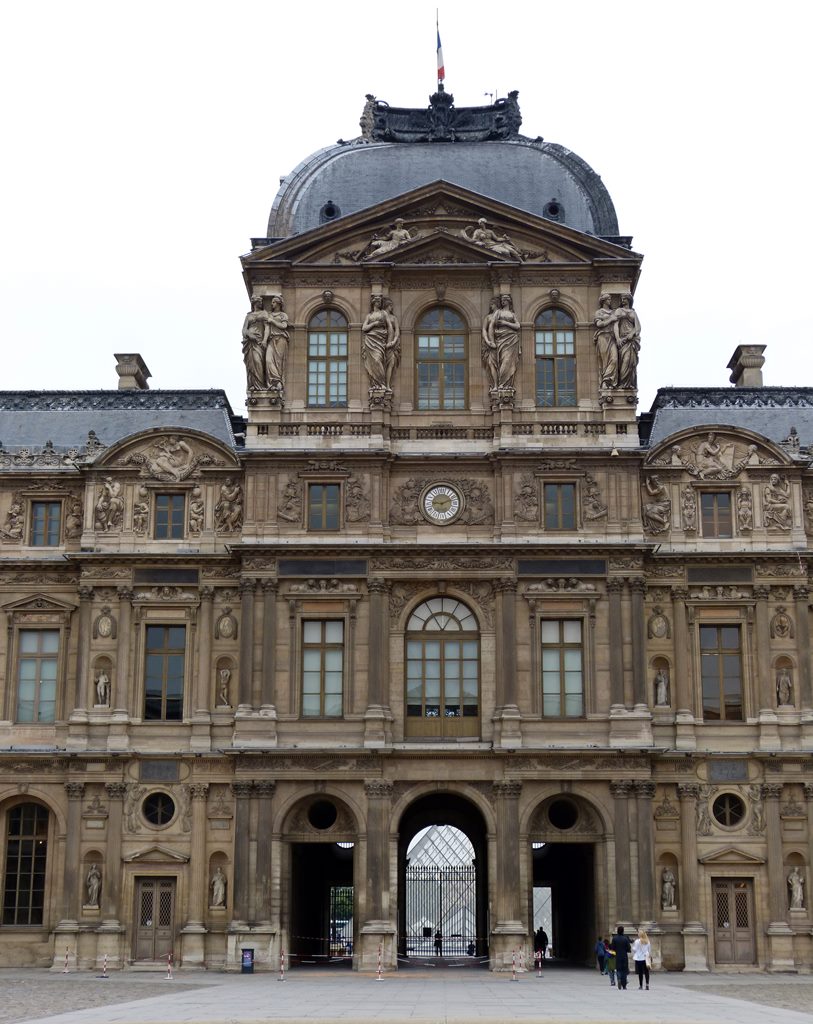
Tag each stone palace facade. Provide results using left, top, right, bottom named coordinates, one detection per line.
left=1, top=86, right=812, bottom=973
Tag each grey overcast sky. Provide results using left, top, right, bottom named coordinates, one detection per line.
left=1, top=0, right=810, bottom=417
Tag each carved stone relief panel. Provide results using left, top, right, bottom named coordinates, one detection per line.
left=116, top=435, right=224, bottom=480
left=390, top=477, right=494, bottom=525
left=278, top=478, right=303, bottom=524
left=648, top=431, right=779, bottom=478
left=0, top=493, right=24, bottom=543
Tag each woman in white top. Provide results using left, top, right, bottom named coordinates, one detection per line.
left=632, top=928, right=651, bottom=989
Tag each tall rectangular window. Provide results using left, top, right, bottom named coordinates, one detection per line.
left=17, top=630, right=58, bottom=723
left=2, top=803, right=48, bottom=925
left=700, top=625, right=743, bottom=721
left=308, top=310, right=348, bottom=407
left=415, top=307, right=467, bottom=410
left=302, top=620, right=344, bottom=717
left=154, top=495, right=185, bottom=539
left=144, top=625, right=185, bottom=721
left=541, top=620, right=584, bottom=717
left=701, top=493, right=733, bottom=538
left=308, top=484, right=341, bottom=531
left=30, top=502, right=61, bottom=546
left=534, top=308, right=576, bottom=407
left=544, top=483, right=576, bottom=530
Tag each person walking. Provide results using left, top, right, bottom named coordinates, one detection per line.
left=610, top=925, right=632, bottom=990
left=433, top=929, right=443, bottom=957
left=604, top=940, right=617, bottom=987
left=594, top=936, right=607, bottom=974
left=632, top=928, right=651, bottom=990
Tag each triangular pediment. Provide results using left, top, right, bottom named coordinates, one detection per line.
left=698, top=845, right=766, bottom=866
left=2, top=593, right=75, bottom=615
left=243, top=180, right=640, bottom=271
left=123, top=844, right=189, bottom=864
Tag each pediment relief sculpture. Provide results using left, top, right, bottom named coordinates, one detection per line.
left=116, top=435, right=224, bottom=481
left=649, top=431, right=780, bottom=478
left=361, top=218, right=419, bottom=259
left=461, top=218, right=524, bottom=260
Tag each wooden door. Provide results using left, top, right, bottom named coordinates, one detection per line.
left=713, top=878, right=755, bottom=964
left=134, top=878, right=175, bottom=961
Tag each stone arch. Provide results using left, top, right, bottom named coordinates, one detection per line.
left=390, top=781, right=497, bottom=839
left=522, top=787, right=610, bottom=839
left=276, top=789, right=360, bottom=842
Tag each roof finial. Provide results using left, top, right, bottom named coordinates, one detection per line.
left=436, top=11, right=445, bottom=91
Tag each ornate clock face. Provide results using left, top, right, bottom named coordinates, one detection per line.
left=421, top=484, right=462, bottom=524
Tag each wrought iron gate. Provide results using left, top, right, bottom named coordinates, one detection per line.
left=405, top=864, right=476, bottom=956
left=328, top=885, right=353, bottom=956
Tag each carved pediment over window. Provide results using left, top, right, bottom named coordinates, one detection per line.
left=2, top=593, right=75, bottom=623
left=698, top=846, right=765, bottom=866
left=123, top=844, right=190, bottom=864
left=115, top=435, right=224, bottom=480
left=647, top=428, right=787, bottom=477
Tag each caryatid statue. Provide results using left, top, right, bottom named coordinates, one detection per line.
left=241, top=294, right=289, bottom=397
left=481, top=293, right=521, bottom=393
left=362, top=294, right=401, bottom=398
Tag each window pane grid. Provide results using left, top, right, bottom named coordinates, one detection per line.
left=16, top=630, right=59, bottom=723
left=534, top=308, right=576, bottom=407
left=308, top=312, right=348, bottom=407
left=155, top=495, right=185, bottom=540
left=308, top=484, right=341, bottom=531
left=700, top=625, right=743, bottom=721
left=301, top=620, right=344, bottom=717
left=2, top=804, right=48, bottom=925
left=416, top=307, right=466, bottom=410
left=701, top=492, right=733, bottom=538
left=144, top=625, right=186, bottom=721
left=541, top=620, right=583, bottom=717
left=31, top=502, right=61, bottom=546
left=544, top=483, right=576, bottom=530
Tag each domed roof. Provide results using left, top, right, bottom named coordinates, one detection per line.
left=268, top=91, right=620, bottom=240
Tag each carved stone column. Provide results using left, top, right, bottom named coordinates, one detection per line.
left=610, top=781, right=633, bottom=925
left=677, top=782, right=707, bottom=970
left=793, top=587, right=812, bottom=711
left=490, top=780, right=526, bottom=966
left=254, top=781, right=276, bottom=924
left=634, top=781, right=656, bottom=925
left=607, top=580, right=625, bottom=709
left=230, top=781, right=253, bottom=925
left=195, top=588, right=214, bottom=713
left=260, top=581, right=278, bottom=710
left=238, top=581, right=256, bottom=708
left=72, top=587, right=93, bottom=711
left=114, top=587, right=133, bottom=714
left=804, top=784, right=813, bottom=912
left=364, top=580, right=393, bottom=747
left=180, top=783, right=210, bottom=967
left=754, top=587, right=774, bottom=710
left=95, top=782, right=126, bottom=968
left=61, top=782, right=85, bottom=925
left=670, top=589, right=690, bottom=710
left=359, top=780, right=396, bottom=970
left=493, top=579, right=521, bottom=747
left=762, top=782, right=794, bottom=970
left=630, top=579, right=648, bottom=708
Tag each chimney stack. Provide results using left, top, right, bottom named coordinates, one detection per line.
left=727, top=345, right=765, bottom=388
left=114, top=353, right=151, bottom=390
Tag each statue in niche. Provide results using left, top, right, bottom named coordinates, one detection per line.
left=788, top=866, right=805, bottom=910
left=736, top=487, right=753, bottom=531
left=132, top=486, right=149, bottom=534
left=189, top=486, right=204, bottom=534
left=214, top=479, right=242, bottom=533
left=211, top=866, right=227, bottom=907
left=642, top=476, right=671, bottom=534
left=654, top=668, right=670, bottom=707
left=242, top=296, right=270, bottom=392
left=94, top=477, right=124, bottom=531
left=661, top=867, right=676, bottom=910
left=593, top=293, right=619, bottom=390
left=85, top=863, right=102, bottom=907
left=64, top=497, right=83, bottom=539
left=0, top=496, right=24, bottom=543
left=776, top=666, right=794, bottom=707
left=481, top=294, right=521, bottom=391
left=763, top=474, right=792, bottom=530
left=218, top=668, right=231, bottom=707
left=366, top=218, right=416, bottom=257
left=615, top=293, right=641, bottom=390
left=680, top=486, right=697, bottom=532
left=264, top=295, right=289, bottom=396
left=95, top=670, right=110, bottom=707
left=362, top=295, right=392, bottom=389
left=462, top=218, right=523, bottom=261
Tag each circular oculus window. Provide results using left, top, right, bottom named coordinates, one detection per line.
left=712, top=793, right=746, bottom=828
left=142, top=792, right=176, bottom=827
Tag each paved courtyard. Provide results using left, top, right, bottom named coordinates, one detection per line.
left=3, top=966, right=813, bottom=1024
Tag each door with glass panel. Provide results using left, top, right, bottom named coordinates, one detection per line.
left=134, top=877, right=175, bottom=961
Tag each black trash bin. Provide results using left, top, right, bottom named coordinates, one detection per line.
left=241, top=948, right=255, bottom=974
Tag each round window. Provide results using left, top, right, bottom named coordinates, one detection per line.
left=712, top=793, right=745, bottom=828
left=142, top=792, right=176, bottom=827
left=548, top=799, right=578, bottom=830
left=308, top=799, right=338, bottom=830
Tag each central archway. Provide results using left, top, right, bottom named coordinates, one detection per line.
left=397, top=792, right=488, bottom=962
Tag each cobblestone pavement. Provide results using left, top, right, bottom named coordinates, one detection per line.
left=2, top=967, right=812, bottom=1024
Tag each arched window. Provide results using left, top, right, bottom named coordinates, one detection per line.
left=308, top=309, right=348, bottom=407
left=2, top=803, right=49, bottom=925
left=534, top=307, right=576, bottom=407
left=415, top=307, right=467, bottom=410
left=405, top=598, right=479, bottom=737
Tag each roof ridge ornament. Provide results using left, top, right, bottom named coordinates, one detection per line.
left=360, top=90, right=523, bottom=144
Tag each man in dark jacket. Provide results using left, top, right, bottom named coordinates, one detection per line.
left=610, top=925, right=632, bottom=989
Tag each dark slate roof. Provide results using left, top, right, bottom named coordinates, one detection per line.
left=642, top=388, right=813, bottom=451
left=268, top=138, right=619, bottom=239
left=0, top=391, right=239, bottom=455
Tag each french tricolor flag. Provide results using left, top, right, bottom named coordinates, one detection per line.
left=437, top=28, right=445, bottom=82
